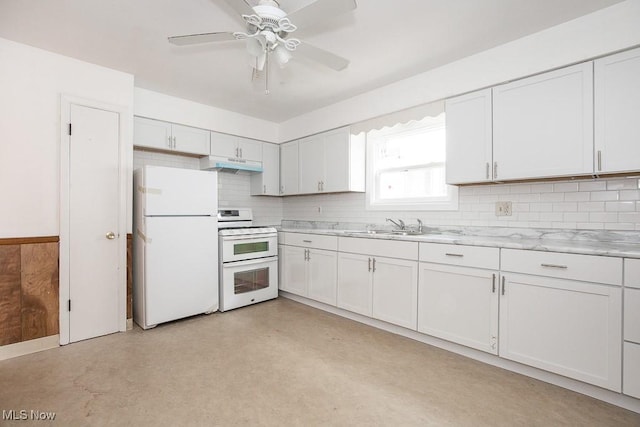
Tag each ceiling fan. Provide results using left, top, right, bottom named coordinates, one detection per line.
left=168, top=0, right=357, bottom=93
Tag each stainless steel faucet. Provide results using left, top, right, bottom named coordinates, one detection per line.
left=386, top=218, right=405, bottom=230
left=416, top=219, right=423, bottom=233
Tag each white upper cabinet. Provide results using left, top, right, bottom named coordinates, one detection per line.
left=594, top=47, right=640, bottom=174
left=280, top=141, right=299, bottom=196
left=492, top=63, right=594, bottom=180
left=134, top=117, right=210, bottom=156
left=250, top=143, right=280, bottom=196
left=297, top=127, right=365, bottom=195
left=445, top=89, right=493, bottom=184
left=210, top=132, right=262, bottom=162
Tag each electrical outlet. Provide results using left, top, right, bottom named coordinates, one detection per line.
left=495, top=201, right=512, bottom=216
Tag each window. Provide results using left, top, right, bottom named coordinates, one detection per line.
left=366, top=114, right=458, bottom=211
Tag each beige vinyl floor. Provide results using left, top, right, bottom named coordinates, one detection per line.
left=1, top=297, right=639, bottom=426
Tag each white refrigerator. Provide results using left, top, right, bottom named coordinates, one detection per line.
left=133, top=165, right=218, bottom=329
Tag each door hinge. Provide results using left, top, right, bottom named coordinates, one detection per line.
left=68, top=123, right=72, bottom=136
left=68, top=299, right=71, bottom=312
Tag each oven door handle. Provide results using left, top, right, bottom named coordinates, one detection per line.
left=220, top=234, right=277, bottom=241
left=222, top=256, right=278, bottom=267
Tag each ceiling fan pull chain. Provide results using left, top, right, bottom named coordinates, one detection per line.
left=265, top=51, right=270, bottom=95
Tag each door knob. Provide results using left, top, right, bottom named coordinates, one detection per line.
left=106, top=232, right=116, bottom=240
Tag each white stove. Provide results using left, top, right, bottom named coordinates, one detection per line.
left=217, top=208, right=278, bottom=311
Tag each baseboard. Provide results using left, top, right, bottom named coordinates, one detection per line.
left=127, top=318, right=133, bottom=331
left=0, top=335, right=59, bottom=361
left=280, top=291, right=640, bottom=414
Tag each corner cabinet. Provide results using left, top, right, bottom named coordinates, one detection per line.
left=298, top=127, right=365, bottom=194
left=499, top=249, right=622, bottom=392
left=279, top=141, right=299, bottom=196
left=492, top=63, right=594, bottom=180
left=445, top=89, right=493, bottom=184
left=594, top=47, right=640, bottom=175
left=134, top=117, right=210, bottom=156
left=250, top=142, right=280, bottom=196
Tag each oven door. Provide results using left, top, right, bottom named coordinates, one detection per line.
left=220, top=256, right=278, bottom=312
left=221, top=234, right=278, bottom=263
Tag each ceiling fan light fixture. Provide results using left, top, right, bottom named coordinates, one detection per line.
left=273, top=45, right=292, bottom=67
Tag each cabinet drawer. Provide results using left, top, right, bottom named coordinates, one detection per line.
left=419, top=243, right=499, bottom=270
left=624, top=342, right=640, bottom=399
left=625, top=288, right=640, bottom=343
left=625, top=258, right=640, bottom=289
left=501, top=249, right=622, bottom=285
left=282, top=232, right=337, bottom=251
left=339, top=237, right=418, bottom=260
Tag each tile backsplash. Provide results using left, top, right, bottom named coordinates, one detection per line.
left=282, top=177, right=640, bottom=231
left=134, top=150, right=639, bottom=231
left=133, top=150, right=283, bottom=226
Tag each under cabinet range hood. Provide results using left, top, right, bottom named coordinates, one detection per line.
left=199, top=155, right=263, bottom=174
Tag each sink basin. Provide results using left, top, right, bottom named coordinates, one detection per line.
left=389, top=230, right=424, bottom=236
left=344, top=229, right=424, bottom=236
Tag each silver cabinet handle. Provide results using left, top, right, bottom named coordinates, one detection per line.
left=597, top=150, right=602, bottom=172
left=501, top=276, right=506, bottom=296
left=106, top=231, right=116, bottom=240
left=486, top=162, right=490, bottom=180
left=492, top=273, right=496, bottom=293
left=307, top=249, right=311, bottom=261
left=368, top=257, right=372, bottom=272
left=372, top=258, right=376, bottom=273
left=303, top=240, right=312, bottom=243
left=235, top=147, right=239, bottom=158
left=494, top=161, right=498, bottom=179
left=541, top=263, right=568, bottom=269
left=280, top=185, right=284, bottom=194
left=304, top=249, right=308, bottom=261
left=240, top=148, right=243, bottom=158
left=321, top=181, right=324, bottom=191
left=263, top=185, right=266, bottom=194
left=167, top=136, right=172, bottom=148
left=173, top=136, right=176, bottom=149
left=445, top=253, right=464, bottom=257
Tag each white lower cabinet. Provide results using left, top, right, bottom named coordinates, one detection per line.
left=418, top=263, right=499, bottom=354
left=337, top=253, right=373, bottom=316
left=499, top=272, right=622, bottom=391
left=624, top=342, right=640, bottom=399
left=371, top=257, right=418, bottom=330
left=307, top=249, right=338, bottom=305
left=280, top=245, right=308, bottom=296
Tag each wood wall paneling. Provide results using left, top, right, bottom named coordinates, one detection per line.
left=0, top=246, right=22, bottom=345
left=20, top=243, right=59, bottom=341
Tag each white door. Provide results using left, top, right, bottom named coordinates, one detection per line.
left=171, top=123, right=210, bottom=156
left=298, top=135, right=324, bottom=193
left=238, top=137, right=263, bottom=162
left=144, top=216, right=218, bottom=326
left=281, top=245, right=307, bottom=296
left=307, top=248, right=338, bottom=305
left=493, top=62, right=594, bottom=180
left=499, top=273, right=622, bottom=392
left=418, top=263, right=499, bottom=354
left=445, top=89, right=493, bottom=184
left=210, top=132, right=238, bottom=158
left=337, top=252, right=373, bottom=316
left=372, top=257, right=418, bottom=330
left=280, top=141, right=299, bottom=195
left=69, top=104, right=121, bottom=342
left=594, top=47, right=640, bottom=174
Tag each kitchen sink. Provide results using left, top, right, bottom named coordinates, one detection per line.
left=344, top=229, right=424, bottom=236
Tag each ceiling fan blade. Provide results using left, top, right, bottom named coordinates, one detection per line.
left=220, top=0, right=255, bottom=21
left=295, top=42, right=349, bottom=71
left=286, top=0, right=357, bottom=29
left=168, top=32, right=237, bottom=46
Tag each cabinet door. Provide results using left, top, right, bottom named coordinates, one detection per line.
left=307, top=249, right=338, bottom=305
left=595, top=47, right=640, bottom=174
left=134, top=117, right=172, bottom=150
left=280, top=141, right=299, bottom=195
left=624, top=342, right=640, bottom=399
left=372, top=257, right=418, bottom=330
left=499, top=273, right=622, bottom=391
left=238, top=137, right=262, bottom=162
left=337, top=252, right=372, bottom=316
left=250, top=143, right=280, bottom=196
left=172, top=124, right=210, bottom=156
left=323, top=128, right=350, bottom=192
left=298, top=135, right=324, bottom=194
left=280, top=245, right=307, bottom=297
left=418, top=263, right=498, bottom=354
left=493, top=63, right=593, bottom=180
left=445, top=89, right=493, bottom=184
left=211, top=132, right=238, bottom=158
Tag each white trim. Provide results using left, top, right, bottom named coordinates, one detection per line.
left=279, top=291, right=640, bottom=414
left=59, top=95, right=130, bottom=345
left=0, top=335, right=60, bottom=361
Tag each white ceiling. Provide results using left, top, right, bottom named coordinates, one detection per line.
left=0, top=0, right=623, bottom=122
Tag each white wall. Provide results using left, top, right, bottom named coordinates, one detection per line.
left=0, top=37, right=134, bottom=238
left=279, top=0, right=640, bottom=141
left=134, top=88, right=279, bottom=143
